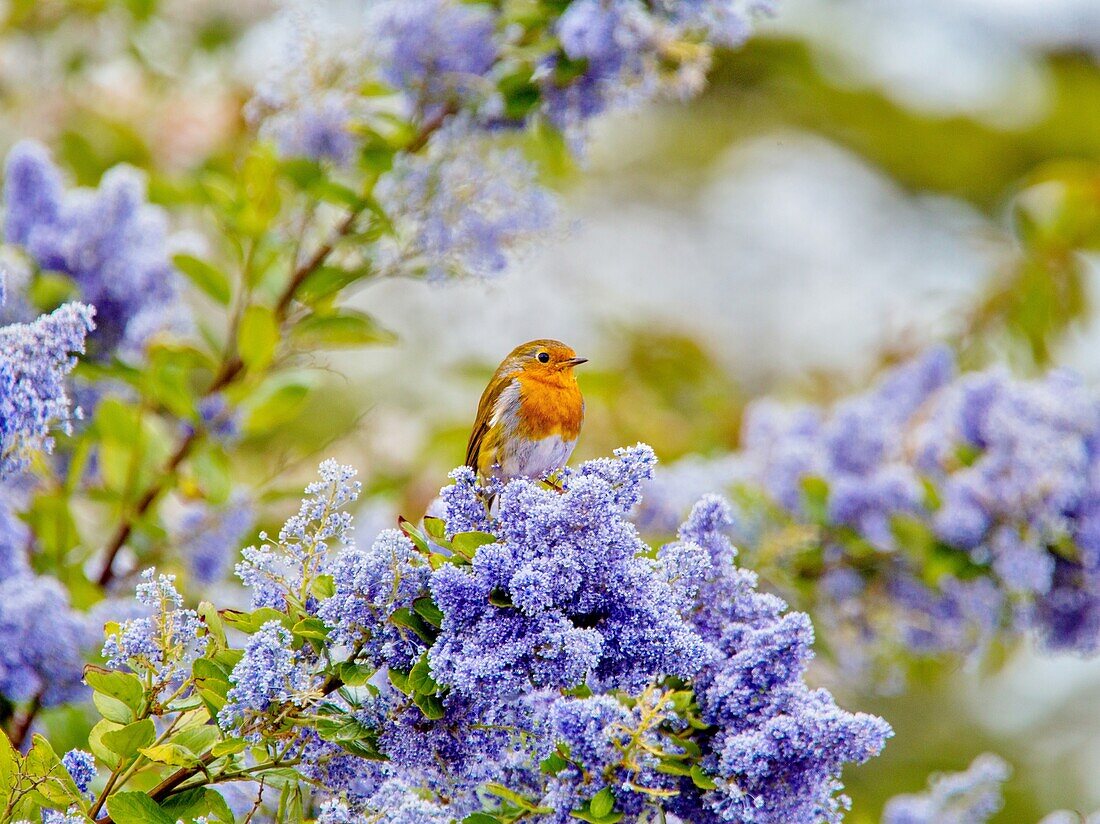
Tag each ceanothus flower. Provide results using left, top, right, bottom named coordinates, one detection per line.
left=375, top=119, right=557, bottom=282
left=218, top=620, right=314, bottom=741
left=3, top=140, right=185, bottom=359
left=62, top=749, right=96, bottom=794
left=0, top=297, right=94, bottom=477
left=665, top=496, right=892, bottom=823
left=367, top=0, right=498, bottom=117
left=0, top=573, right=92, bottom=705
left=647, top=347, right=1100, bottom=673
left=102, top=569, right=202, bottom=690
left=881, top=753, right=1010, bottom=824
left=431, top=445, right=710, bottom=700
left=318, top=528, right=432, bottom=670
left=236, top=459, right=360, bottom=611
left=176, top=493, right=254, bottom=586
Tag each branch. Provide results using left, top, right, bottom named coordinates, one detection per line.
left=8, top=688, right=44, bottom=749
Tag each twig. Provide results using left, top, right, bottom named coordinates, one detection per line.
left=8, top=688, right=44, bottom=749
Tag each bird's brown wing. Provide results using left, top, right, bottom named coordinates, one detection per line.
left=465, top=372, right=511, bottom=471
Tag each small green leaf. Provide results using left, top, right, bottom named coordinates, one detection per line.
left=293, top=617, right=330, bottom=642
left=390, top=607, right=437, bottom=644
left=211, top=738, right=249, bottom=757
left=336, top=661, right=375, bottom=687
left=93, top=691, right=135, bottom=724
left=412, top=690, right=446, bottom=720
left=407, top=653, right=438, bottom=694
left=140, top=743, right=201, bottom=767
left=85, top=666, right=145, bottom=714
left=413, top=596, right=444, bottom=628
left=388, top=667, right=410, bottom=694
left=451, top=531, right=497, bottom=560
left=292, top=310, right=396, bottom=349
left=689, top=764, right=718, bottom=790
left=590, top=787, right=614, bottom=817
left=89, top=719, right=123, bottom=769
left=107, top=791, right=176, bottom=824
left=171, top=725, right=220, bottom=756
left=238, top=304, right=279, bottom=372
left=102, top=718, right=156, bottom=760
left=173, top=253, right=231, bottom=305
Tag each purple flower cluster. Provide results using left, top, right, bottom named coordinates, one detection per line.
left=102, top=569, right=203, bottom=689
left=215, top=449, right=886, bottom=821
left=0, top=295, right=94, bottom=478
left=318, top=528, right=432, bottom=670
left=367, top=0, right=498, bottom=118
left=61, top=749, right=96, bottom=794
left=431, top=445, right=708, bottom=698
left=881, top=753, right=1010, bottom=824
left=665, top=497, right=891, bottom=823
left=0, top=571, right=92, bottom=706
left=3, top=141, right=185, bottom=359
left=236, top=459, right=360, bottom=611
left=642, top=347, right=1100, bottom=674
left=176, top=493, right=254, bottom=585
left=375, top=120, right=557, bottom=282
left=218, top=620, right=313, bottom=741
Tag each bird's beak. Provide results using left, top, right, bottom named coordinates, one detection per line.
left=563, top=357, right=588, bottom=367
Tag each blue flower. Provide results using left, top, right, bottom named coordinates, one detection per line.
left=177, top=493, right=254, bottom=586
left=218, top=621, right=313, bottom=741
left=62, top=748, right=96, bottom=794
left=0, top=299, right=94, bottom=478
left=3, top=141, right=185, bottom=359
left=882, top=753, right=1010, bottom=824
left=375, top=120, right=557, bottom=282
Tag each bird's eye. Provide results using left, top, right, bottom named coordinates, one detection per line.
left=537, top=352, right=550, bottom=363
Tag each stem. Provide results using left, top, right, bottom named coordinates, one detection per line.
left=8, top=688, right=44, bottom=749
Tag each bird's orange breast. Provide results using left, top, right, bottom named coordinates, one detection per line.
left=514, top=371, right=584, bottom=441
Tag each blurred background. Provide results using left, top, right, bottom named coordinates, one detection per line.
left=4, top=0, right=1100, bottom=818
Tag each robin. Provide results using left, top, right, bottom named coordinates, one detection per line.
left=465, top=339, right=586, bottom=481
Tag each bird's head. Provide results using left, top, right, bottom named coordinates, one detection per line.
left=506, top=339, right=588, bottom=378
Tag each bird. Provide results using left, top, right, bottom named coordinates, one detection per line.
left=465, top=339, right=587, bottom=481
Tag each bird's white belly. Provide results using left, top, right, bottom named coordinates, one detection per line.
left=501, top=434, right=576, bottom=480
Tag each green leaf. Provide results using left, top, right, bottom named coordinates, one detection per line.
left=388, top=668, right=410, bottom=695
left=211, top=738, right=249, bottom=757
left=85, top=666, right=145, bottom=715
left=390, top=607, right=437, bottom=644
left=198, top=601, right=227, bottom=649
left=412, top=690, right=446, bottom=720
left=590, top=787, right=614, bottom=817
left=238, top=304, right=279, bottom=372
left=296, top=264, right=373, bottom=304
left=140, top=743, right=201, bottom=767
left=413, top=596, right=444, bottom=628
left=463, top=815, right=500, bottom=824
left=423, top=516, right=447, bottom=541
left=107, top=791, right=177, bottom=824
left=540, top=751, right=570, bottom=776
left=173, top=253, right=231, bottom=305
left=293, top=617, right=330, bottom=642
left=689, top=764, right=718, bottom=790
left=312, top=573, right=336, bottom=601
left=451, top=531, right=497, bottom=560
left=407, top=653, right=438, bottom=694
left=171, top=725, right=220, bottom=756
left=89, top=719, right=123, bottom=769
left=101, top=718, right=156, bottom=760
left=0, top=726, right=20, bottom=797
left=244, top=380, right=311, bottom=434
left=336, top=661, right=375, bottom=687
left=93, top=690, right=135, bottom=724
left=291, top=311, right=396, bottom=349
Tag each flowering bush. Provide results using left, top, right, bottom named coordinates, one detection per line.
left=637, top=346, right=1100, bottom=683
left=0, top=0, right=1097, bottom=820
